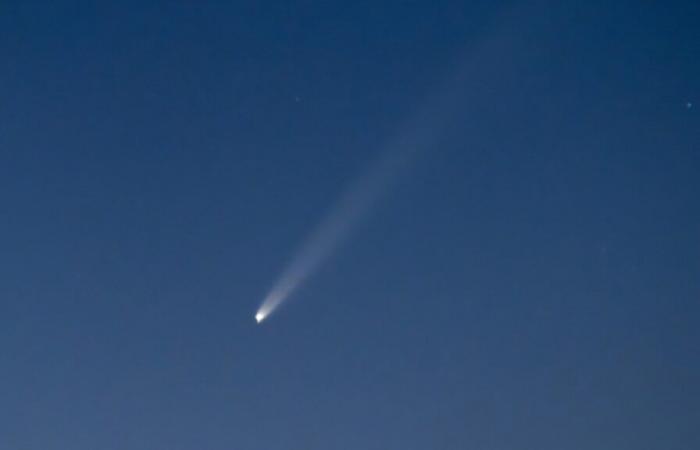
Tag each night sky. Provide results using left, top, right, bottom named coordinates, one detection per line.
left=2, top=1, right=699, bottom=449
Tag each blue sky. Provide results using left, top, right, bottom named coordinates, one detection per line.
left=1, top=1, right=698, bottom=449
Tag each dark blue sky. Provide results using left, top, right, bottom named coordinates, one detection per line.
left=2, top=1, right=698, bottom=449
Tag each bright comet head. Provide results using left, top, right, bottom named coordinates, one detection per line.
left=255, top=312, right=265, bottom=324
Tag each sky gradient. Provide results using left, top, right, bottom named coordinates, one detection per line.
left=1, top=1, right=699, bottom=449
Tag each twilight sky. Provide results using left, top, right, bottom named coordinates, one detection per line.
left=1, top=1, right=698, bottom=449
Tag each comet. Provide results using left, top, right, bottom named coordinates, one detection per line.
left=254, top=11, right=512, bottom=323
left=254, top=96, right=458, bottom=324
left=254, top=123, right=432, bottom=324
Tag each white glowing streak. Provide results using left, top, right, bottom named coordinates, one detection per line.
left=255, top=8, right=516, bottom=322
left=256, top=114, right=439, bottom=323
